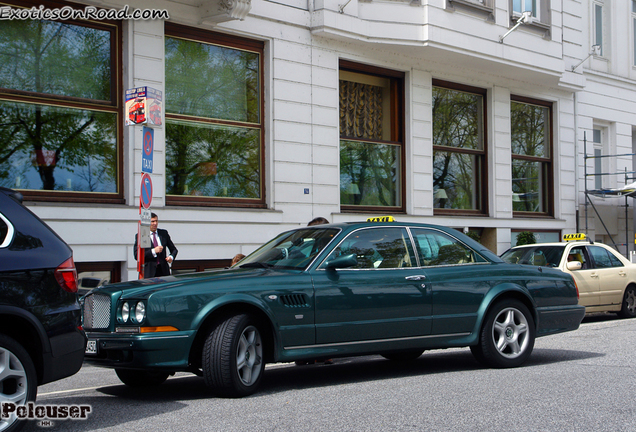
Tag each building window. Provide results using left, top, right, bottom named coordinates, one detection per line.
left=594, top=2, right=604, bottom=56
left=593, top=128, right=604, bottom=190
left=511, top=96, right=553, bottom=216
left=339, top=61, right=404, bottom=212
left=164, top=24, right=264, bottom=208
left=513, top=0, right=541, bottom=21
left=0, top=0, right=122, bottom=203
left=432, top=80, right=487, bottom=214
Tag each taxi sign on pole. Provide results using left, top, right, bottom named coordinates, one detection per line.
left=142, top=126, right=154, bottom=173
left=140, top=173, right=153, bottom=209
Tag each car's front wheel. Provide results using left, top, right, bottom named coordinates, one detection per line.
left=115, top=369, right=169, bottom=387
left=203, top=314, right=264, bottom=397
left=471, top=299, right=535, bottom=368
left=618, top=285, right=636, bottom=318
left=0, top=334, right=37, bottom=432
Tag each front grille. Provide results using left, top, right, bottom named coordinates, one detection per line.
left=83, top=294, right=111, bottom=330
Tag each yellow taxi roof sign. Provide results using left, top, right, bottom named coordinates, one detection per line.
left=366, top=216, right=395, bottom=223
left=563, top=233, right=587, bottom=242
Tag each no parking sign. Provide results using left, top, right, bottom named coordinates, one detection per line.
left=140, top=173, right=153, bottom=209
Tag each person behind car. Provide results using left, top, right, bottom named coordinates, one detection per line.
left=231, top=253, right=246, bottom=266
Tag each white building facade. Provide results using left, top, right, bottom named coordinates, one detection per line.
left=1, top=0, right=633, bottom=283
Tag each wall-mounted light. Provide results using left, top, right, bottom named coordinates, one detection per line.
left=570, top=45, right=601, bottom=71
left=499, top=11, right=533, bottom=44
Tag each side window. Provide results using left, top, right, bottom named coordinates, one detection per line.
left=568, top=247, right=589, bottom=269
left=607, top=250, right=624, bottom=267
left=323, top=227, right=414, bottom=269
left=410, top=229, right=483, bottom=266
left=588, top=246, right=613, bottom=269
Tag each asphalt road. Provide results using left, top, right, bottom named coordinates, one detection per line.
left=23, top=314, right=635, bottom=432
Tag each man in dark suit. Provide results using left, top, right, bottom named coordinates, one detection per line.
left=134, top=213, right=178, bottom=278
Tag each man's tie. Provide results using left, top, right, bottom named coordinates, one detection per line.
left=152, top=232, right=160, bottom=264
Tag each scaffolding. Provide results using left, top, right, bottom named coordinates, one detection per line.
left=583, top=132, right=635, bottom=258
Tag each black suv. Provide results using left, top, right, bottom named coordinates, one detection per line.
left=0, top=187, right=86, bottom=431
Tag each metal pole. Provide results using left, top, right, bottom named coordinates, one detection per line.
left=584, top=132, right=588, bottom=234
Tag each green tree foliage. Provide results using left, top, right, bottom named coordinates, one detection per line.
left=516, top=231, right=537, bottom=246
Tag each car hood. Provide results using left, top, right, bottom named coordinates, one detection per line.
left=88, top=267, right=300, bottom=299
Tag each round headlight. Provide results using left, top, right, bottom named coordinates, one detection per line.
left=135, top=302, right=146, bottom=323
left=121, top=302, right=130, bottom=322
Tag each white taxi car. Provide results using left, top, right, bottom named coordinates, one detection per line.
left=500, top=234, right=636, bottom=318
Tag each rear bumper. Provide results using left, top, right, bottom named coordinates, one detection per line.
left=83, top=330, right=196, bottom=371
left=41, top=329, right=86, bottom=385
left=536, top=304, right=586, bottom=337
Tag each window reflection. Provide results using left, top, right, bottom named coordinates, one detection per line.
left=165, top=119, right=260, bottom=198
left=164, top=29, right=263, bottom=204
left=0, top=15, right=119, bottom=195
left=0, top=101, right=117, bottom=192
left=340, top=140, right=400, bottom=207
left=511, top=100, right=551, bottom=214
left=165, top=36, right=259, bottom=123
left=0, top=20, right=112, bottom=100
left=432, top=83, right=485, bottom=212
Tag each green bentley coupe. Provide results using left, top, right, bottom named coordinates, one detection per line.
left=82, top=219, right=585, bottom=397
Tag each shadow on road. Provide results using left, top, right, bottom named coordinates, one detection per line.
left=22, top=345, right=602, bottom=431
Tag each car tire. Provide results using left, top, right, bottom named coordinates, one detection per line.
left=381, top=350, right=424, bottom=361
left=470, top=299, right=535, bottom=368
left=203, top=314, right=264, bottom=398
left=0, top=334, right=37, bottom=432
left=617, top=285, right=636, bottom=318
left=115, top=369, right=169, bottom=387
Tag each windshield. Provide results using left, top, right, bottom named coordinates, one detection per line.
left=500, top=245, right=566, bottom=268
left=238, top=228, right=340, bottom=270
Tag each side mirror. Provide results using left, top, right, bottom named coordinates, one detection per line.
left=324, top=253, right=357, bottom=269
left=566, top=261, right=582, bottom=271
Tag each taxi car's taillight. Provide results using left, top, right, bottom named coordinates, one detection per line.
left=55, top=257, right=78, bottom=293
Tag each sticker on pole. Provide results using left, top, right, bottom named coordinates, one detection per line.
left=140, top=173, right=153, bottom=209
left=142, top=127, right=154, bottom=173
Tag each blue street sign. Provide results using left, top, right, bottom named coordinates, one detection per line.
left=142, top=127, right=154, bottom=173
left=140, top=173, right=153, bottom=209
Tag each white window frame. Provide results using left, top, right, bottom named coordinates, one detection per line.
left=513, top=0, right=541, bottom=22
left=594, top=1, right=605, bottom=56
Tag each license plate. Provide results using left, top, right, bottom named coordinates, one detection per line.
left=85, top=339, right=97, bottom=354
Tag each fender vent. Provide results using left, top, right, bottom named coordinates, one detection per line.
left=279, top=294, right=310, bottom=307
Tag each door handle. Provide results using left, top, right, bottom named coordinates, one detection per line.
left=590, top=273, right=599, bottom=278
left=405, top=275, right=426, bottom=281
left=619, top=271, right=626, bottom=277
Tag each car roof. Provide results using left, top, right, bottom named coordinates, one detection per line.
left=510, top=241, right=601, bottom=248
left=296, top=220, right=502, bottom=263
